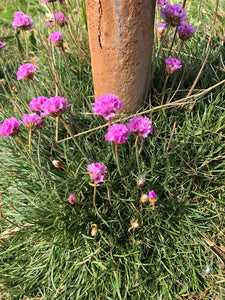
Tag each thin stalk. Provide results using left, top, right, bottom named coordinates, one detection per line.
left=28, top=129, right=32, bottom=153
left=161, top=74, right=170, bottom=105
left=134, top=136, right=140, bottom=172
left=59, top=116, right=92, bottom=163
left=114, top=143, right=122, bottom=176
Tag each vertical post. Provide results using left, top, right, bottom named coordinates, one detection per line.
left=85, top=0, right=156, bottom=113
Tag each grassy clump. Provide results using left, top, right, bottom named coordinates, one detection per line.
left=0, top=0, right=225, bottom=299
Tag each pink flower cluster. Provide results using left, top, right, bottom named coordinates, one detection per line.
left=105, top=124, right=130, bottom=144
left=87, top=163, right=107, bottom=184
left=45, top=13, right=69, bottom=27
left=149, top=190, right=157, bottom=199
left=42, top=0, right=59, bottom=2
left=127, top=116, right=153, bottom=138
left=178, top=23, right=196, bottom=41
left=165, top=57, right=182, bottom=74
left=157, top=23, right=167, bottom=41
left=157, top=0, right=168, bottom=8
left=50, top=32, right=63, bottom=47
left=0, top=118, right=21, bottom=137
left=92, top=94, right=124, bottom=121
left=17, top=63, right=36, bottom=81
left=13, top=11, right=34, bottom=31
left=69, top=194, right=78, bottom=204
left=22, top=113, right=44, bottom=130
left=160, top=3, right=186, bottom=27
left=0, top=41, right=5, bottom=50
left=29, top=96, right=70, bottom=117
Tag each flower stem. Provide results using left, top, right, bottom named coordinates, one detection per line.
left=161, top=74, right=170, bottom=105
left=115, top=143, right=122, bottom=175
left=59, top=116, right=92, bottom=163
left=28, top=129, right=32, bottom=153
left=134, top=136, right=140, bottom=172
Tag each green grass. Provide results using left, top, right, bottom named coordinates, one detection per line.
left=0, top=0, right=225, bottom=299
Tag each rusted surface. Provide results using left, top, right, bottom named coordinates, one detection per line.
left=85, top=0, right=156, bottom=113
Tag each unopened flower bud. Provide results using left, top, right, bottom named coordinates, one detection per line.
left=140, top=194, right=149, bottom=203
left=69, top=193, right=78, bottom=204
left=52, top=160, right=63, bottom=168
left=91, top=224, right=98, bottom=236
left=137, top=178, right=145, bottom=188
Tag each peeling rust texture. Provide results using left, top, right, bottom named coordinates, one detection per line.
left=85, top=0, right=157, bottom=113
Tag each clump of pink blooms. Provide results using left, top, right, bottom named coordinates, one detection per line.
left=55, top=13, right=69, bottom=27
left=127, top=116, right=153, bottom=138
left=29, top=96, right=49, bottom=112
left=92, top=94, right=124, bottom=121
left=87, top=163, right=107, bottom=184
left=12, top=11, right=34, bottom=31
left=42, top=0, right=59, bottom=2
left=0, top=118, right=21, bottom=137
left=50, top=32, right=63, bottom=47
left=178, top=23, right=196, bottom=41
left=105, top=124, right=130, bottom=144
left=0, top=41, right=5, bottom=50
left=17, top=63, right=36, bottom=81
left=165, top=57, right=182, bottom=75
left=149, top=190, right=157, bottom=200
left=69, top=194, right=78, bottom=204
left=22, top=113, right=44, bottom=130
left=157, top=23, right=167, bottom=41
left=157, top=0, right=169, bottom=8
left=160, top=3, right=186, bottom=27
left=40, top=96, right=70, bottom=117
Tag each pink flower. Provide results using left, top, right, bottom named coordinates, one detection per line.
left=178, top=23, right=196, bottom=41
left=22, top=113, right=44, bottom=130
left=69, top=194, right=78, bottom=204
left=0, top=118, right=21, bottom=137
left=105, top=124, right=130, bottom=144
left=92, top=94, right=124, bottom=121
left=42, top=0, right=59, bottom=2
left=157, top=0, right=169, bottom=8
left=157, top=23, right=167, bottom=41
left=127, top=116, right=153, bottom=138
left=87, top=163, right=107, bottom=184
left=55, top=13, right=69, bottom=27
left=50, top=31, right=63, bottom=47
left=160, top=4, right=186, bottom=27
left=0, top=41, right=5, bottom=50
left=29, top=96, right=49, bottom=112
left=148, top=190, right=157, bottom=199
left=12, top=11, right=34, bottom=31
left=41, top=96, right=70, bottom=117
left=165, top=57, right=182, bottom=75
left=17, top=63, right=36, bottom=81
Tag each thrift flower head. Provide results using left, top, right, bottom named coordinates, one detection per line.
left=165, top=57, right=182, bottom=75
left=157, top=0, right=169, bottom=8
left=178, top=23, right=196, bottom=41
left=0, top=41, right=5, bottom=50
left=0, top=118, right=21, bottom=137
left=160, top=4, right=186, bottom=27
left=105, top=124, right=130, bottom=144
left=13, top=11, right=34, bottom=31
left=149, top=190, right=157, bottom=199
left=41, top=96, right=70, bottom=117
left=127, top=116, right=153, bottom=138
left=50, top=31, right=63, bottom=47
left=44, top=13, right=54, bottom=27
left=69, top=194, right=78, bottom=204
left=157, top=23, right=167, bottom=41
left=87, top=163, right=107, bottom=184
left=42, top=0, right=59, bottom=2
left=29, top=96, right=49, bottom=112
left=92, top=94, right=124, bottom=121
left=17, top=63, right=36, bottom=81
left=55, top=13, right=69, bottom=27
left=22, top=113, right=44, bottom=130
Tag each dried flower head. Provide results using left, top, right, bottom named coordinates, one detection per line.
left=0, top=41, right=5, bottom=50
left=44, top=13, right=54, bottom=27
left=92, top=94, right=124, bottom=121
left=128, top=220, right=139, bottom=231
left=105, top=124, right=130, bottom=144
left=13, top=11, right=34, bottom=31
left=29, top=96, right=49, bottom=112
left=50, top=31, right=63, bottom=47
left=178, top=23, right=196, bottom=41
left=140, top=194, right=149, bottom=203
left=87, top=163, right=107, bottom=184
left=165, top=57, right=182, bottom=75
left=157, top=23, right=167, bottom=41
left=41, top=96, right=70, bottom=117
left=157, top=0, right=169, bottom=8
left=22, top=113, right=44, bottom=130
left=160, top=4, right=186, bottom=27
left=127, top=116, right=153, bottom=138
left=91, top=224, right=98, bottom=236
left=69, top=194, right=78, bottom=204
left=137, top=178, right=145, bottom=188
left=17, top=63, right=36, bottom=81
left=0, top=118, right=21, bottom=137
